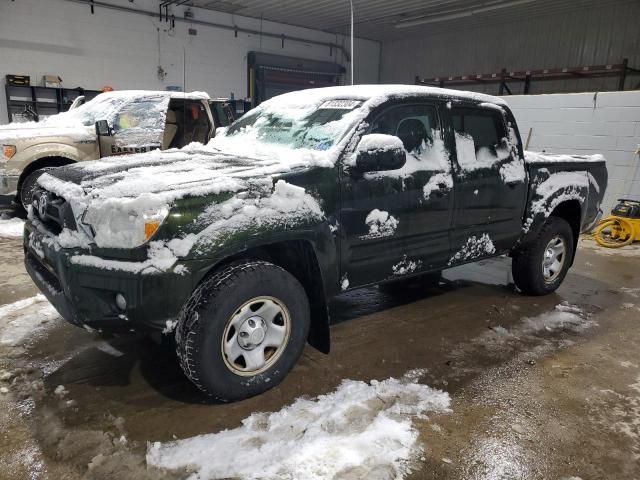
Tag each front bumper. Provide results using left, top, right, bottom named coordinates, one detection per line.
left=23, top=222, right=201, bottom=333
left=0, top=172, right=19, bottom=207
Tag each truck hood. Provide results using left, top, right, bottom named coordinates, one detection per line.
left=0, top=123, right=94, bottom=145
left=35, top=142, right=326, bottom=251
left=37, top=142, right=316, bottom=204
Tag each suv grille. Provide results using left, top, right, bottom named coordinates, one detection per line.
left=32, top=189, right=77, bottom=234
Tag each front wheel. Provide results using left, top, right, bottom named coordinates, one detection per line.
left=19, top=168, right=52, bottom=211
left=512, top=216, right=574, bottom=295
left=175, top=260, right=310, bottom=401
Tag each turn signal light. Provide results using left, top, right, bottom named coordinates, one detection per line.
left=2, top=145, right=16, bottom=160
left=144, top=220, right=162, bottom=240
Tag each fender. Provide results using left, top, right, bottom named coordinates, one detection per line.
left=21, top=142, right=92, bottom=165
left=518, top=168, right=589, bottom=247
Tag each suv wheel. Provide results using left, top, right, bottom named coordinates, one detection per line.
left=175, top=260, right=310, bottom=401
left=512, top=216, right=574, bottom=295
left=19, top=168, right=51, bottom=211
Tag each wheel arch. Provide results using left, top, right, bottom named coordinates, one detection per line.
left=198, top=239, right=332, bottom=354
left=549, top=200, right=582, bottom=265
left=17, top=156, right=76, bottom=194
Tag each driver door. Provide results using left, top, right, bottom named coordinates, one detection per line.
left=339, top=102, right=453, bottom=289
left=97, top=97, right=170, bottom=158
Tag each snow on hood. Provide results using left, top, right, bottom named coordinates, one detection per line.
left=36, top=143, right=325, bottom=253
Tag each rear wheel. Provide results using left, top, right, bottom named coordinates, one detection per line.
left=175, top=260, right=310, bottom=401
left=512, top=216, right=574, bottom=295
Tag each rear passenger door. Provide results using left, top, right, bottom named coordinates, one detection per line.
left=448, top=105, right=527, bottom=263
left=339, top=102, right=454, bottom=288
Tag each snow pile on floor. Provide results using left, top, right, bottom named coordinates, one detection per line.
left=488, top=303, right=591, bottom=343
left=0, top=217, right=24, bottom=237
left=0, top=295, right=59, bottom=346
left=448, top=234, right=496, bottom=265
left=147, top=370, right=450, bottom=480
left=521, top=302, right=593, bottom=334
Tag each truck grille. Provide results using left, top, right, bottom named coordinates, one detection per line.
left=32, top=189, right=77, bottom=234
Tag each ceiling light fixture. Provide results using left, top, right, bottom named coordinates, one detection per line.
left=394, top=0, right=536, bottom=29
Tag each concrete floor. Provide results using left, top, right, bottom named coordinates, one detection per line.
left=0, top=234, right=639, bottom=479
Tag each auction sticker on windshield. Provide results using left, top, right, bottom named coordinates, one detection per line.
left=318, top=100, right=362, bottom=110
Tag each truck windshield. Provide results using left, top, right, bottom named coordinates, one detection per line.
left=224, top=100, right=363, bottom=151
left=46, top=94, right=169, bottom=128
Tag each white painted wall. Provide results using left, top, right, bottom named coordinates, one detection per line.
left=504, top=91, right=640, bottom=213
left=0, top=0, right=380, bottom=124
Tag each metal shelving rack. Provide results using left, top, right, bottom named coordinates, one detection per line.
left=415, top=58, right=639, bottom=95
left=4, top=84, right=102, bottom=123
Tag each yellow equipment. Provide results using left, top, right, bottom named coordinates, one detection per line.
left=594, top=199, right=640, bottom=248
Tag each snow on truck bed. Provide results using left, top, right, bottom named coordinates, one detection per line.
left=524, top=151, right=605, bottom=164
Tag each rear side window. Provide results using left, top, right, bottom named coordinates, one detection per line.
left=451, top=107, right=509, bottom=169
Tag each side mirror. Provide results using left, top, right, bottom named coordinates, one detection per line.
left=353, top=134, right=406, bottom=173
left=95, top=120, right=111, bottom=137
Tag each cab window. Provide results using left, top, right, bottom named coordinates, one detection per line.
left=451, top=107, right=507, bottom=168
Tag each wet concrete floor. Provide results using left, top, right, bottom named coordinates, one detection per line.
left=0, top=235, right=639, bottom=479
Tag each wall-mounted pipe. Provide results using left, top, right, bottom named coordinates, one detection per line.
left=61, top=0, right=351, bottom=61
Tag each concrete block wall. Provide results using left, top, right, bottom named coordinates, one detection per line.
left=504, top=91, right=640, bottom=214
left=0, top=0, right=381, bottom=125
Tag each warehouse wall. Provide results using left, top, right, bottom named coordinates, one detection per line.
left=0, top=0, right=380, bottom=124
left=504, top=91, right=640, bottom=214
left=380, top=1, right=640, bottom=96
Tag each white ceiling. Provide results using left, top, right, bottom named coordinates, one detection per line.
left=174, top=0, right=627, bottom=41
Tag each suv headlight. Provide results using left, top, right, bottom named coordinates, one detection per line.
left=83, top=203, right=170, bottom=248
left=2, top=145, right=17, bottom=161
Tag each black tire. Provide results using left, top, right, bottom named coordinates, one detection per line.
left=512, top=216, right=574, bottom=296
left=175, top=260, right=310, bottom=401
left=19, top=168, right=52, bottom=211
left=378, top=271, right=442, bottom=294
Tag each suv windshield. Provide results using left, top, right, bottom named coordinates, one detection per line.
left=225, top=99, right=364, bottom=151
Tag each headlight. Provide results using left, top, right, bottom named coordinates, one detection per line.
left=83, top=203, right=169, bottom=248
left=143, top=209, right=169, bottom=241
left=2, top=145, right=17, bottom=160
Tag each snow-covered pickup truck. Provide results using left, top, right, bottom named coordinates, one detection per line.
left=1, top=90, right=231, bottom=210
left=23, top=85, right=607, bottom=401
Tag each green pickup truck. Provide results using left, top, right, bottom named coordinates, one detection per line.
left=23, top=85, right=607, bottom=401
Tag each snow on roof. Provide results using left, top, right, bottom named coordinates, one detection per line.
left=94, top=90, right=211, bottom=101
left=261, top=84, right=506, bottom=109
